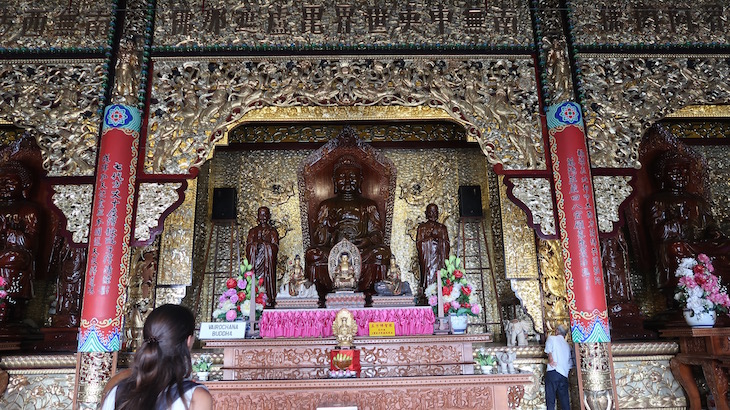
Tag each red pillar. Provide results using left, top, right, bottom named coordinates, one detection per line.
left=78, top=104, right=141, bottom=352
left=546, top=102, right=610, bottom=343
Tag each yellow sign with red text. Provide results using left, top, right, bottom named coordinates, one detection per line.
left=368, top=321, right=395, bottom=337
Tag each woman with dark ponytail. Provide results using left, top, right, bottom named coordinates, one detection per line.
left=101, top=304, right=213, bottom=410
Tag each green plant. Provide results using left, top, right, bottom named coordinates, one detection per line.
left=474, top=348, right=496, bottom=366
left=192, top=354, right=213, bottom=372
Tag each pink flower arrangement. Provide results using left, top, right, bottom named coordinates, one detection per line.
left=425, top=255, right=481, bottom=317
left=0, top=276, right=7, bottom=307
left=675, top=253, right=730, bottom=317
left=212, top=259, right=266, bottom=321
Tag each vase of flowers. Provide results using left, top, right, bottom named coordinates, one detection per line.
left=425, top=255, right=481, bottom=335
left=675, top=253, right=730, bottom=327
left=212, top=259, right=266, bottom=322
left=192, top=354, right=213, bottom=381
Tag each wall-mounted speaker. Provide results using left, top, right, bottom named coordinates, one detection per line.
left=458, top=185, right=483, bottom=217
left=211, top=187, right=237, bottom=220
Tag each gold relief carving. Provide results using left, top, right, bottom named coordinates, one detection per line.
left=580, top=55, right=730, bottom=169
left=668, top=104, right=730, bottom=118
left=154, top=0, right=532, bottom=48
left=579, top=343, right=612, bottom=392
left=52, top=184, right=93, bottom=244
left=0, top=354, right=77, bottom=369
left=570, top=0, right=728, bottom=46
left=230, top=120, right=467, bottom=144
left=612, top=357, right=686, bottom=408
left=0, top=373, right=74, bottom=409
left=158, top=178, right=196, bottom=286
left=510, top=178, right=555, bottom=236
left=111, top=38, right=141, bottom=106
left=148, top=57, right=542, bottom=174
left=499, top=176, right=539, bottom=280
left=610, top=341, right=679, bottom=356
left=0, top=1, right=112, bottom=50
left=125, top=244, right=158, bottom=352
left=0, top=61, right=105, bottom=176
left=398, top=153, right=450, bottom=207
left=592, top=176, right=633, bottom=234
left=538, top=239, right=570, bottom=334
left=134, top=183, right=182, bottom=243
left=154, top=286, right=186, bottom=307
left=510, top=280, right=544, bottom=335
left=541, top=37, right=574, bottom=105
left=77, top=351, right=115, bottom=404
left=693, top=146, right=730, bottom=232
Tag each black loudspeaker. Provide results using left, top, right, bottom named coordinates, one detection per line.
left=211, top=187, right=237, bottom=220
left=458, top=185, right=483, bottom=217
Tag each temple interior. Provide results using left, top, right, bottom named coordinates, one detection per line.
left=1, top=1, right=730, bottom=409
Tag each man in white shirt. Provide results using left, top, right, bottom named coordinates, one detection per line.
left=544, top=324, right=572, bottom=410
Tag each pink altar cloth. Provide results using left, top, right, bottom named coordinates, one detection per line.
left=259, top=307, right=435, bottom=338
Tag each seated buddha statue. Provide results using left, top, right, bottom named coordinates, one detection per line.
left=375, top=256, right=412, bottom=296
left=305, top=155, right=391, bottom=305
left=332, top=252, right=357, bottom=291
left=645, top=151, right=730, bottom=297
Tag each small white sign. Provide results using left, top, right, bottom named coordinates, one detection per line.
left=199, top=322, right=247, bottom=339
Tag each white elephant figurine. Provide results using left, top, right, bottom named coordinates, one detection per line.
left=505, top=318, right=531, bottom=347
left=496, top=351, right=517, bottom=374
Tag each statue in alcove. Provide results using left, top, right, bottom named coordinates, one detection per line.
left=0, top=161, right=41, bottom=323
left=51, top=241, right=86, bottom=328
left=600, top=231, right=655, bottom=339
left=416, top=203, right=450, bottom=305
left=645, top=151, right=730, bottom=298
left=305, top=155, right=391, bottom=306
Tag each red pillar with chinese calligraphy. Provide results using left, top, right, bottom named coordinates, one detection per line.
left=547, top=102, right=610, bottom=343
left=78, top=104, right=141, bottom=352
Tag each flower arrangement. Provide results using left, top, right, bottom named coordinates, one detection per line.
left=212, top=259, right=266, bottom=322
left=675, top=253, right=730, bottom=317
left=192, top=354, right=213, bottom=373
left=425, top=255, right=481, bottom=317
left=0, top=276, right=7, bottom=308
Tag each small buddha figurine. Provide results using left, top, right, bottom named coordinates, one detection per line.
left=332, top=252, right=357, bottom=291
left=332, top=309, right=358, bottom=348
left=375, top=256, right=412, bottom=296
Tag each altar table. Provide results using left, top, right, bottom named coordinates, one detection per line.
left=660, top=327, right=730, bottom=410
left=259, top=306, right=435, bottom=338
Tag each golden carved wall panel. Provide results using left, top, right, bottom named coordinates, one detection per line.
left=0, top=1, right=113, bottom=50
left=134, top=183, right=182, bottom=243
left=154, top=0, right=533, bottom=49
left=0, top=60, right=105, bottom=176
left=569, top=0, right=728, bottom=46
left=510, top=178, right=556, bottom=237
left=612, top=355, right=686, bottom=409
left=579, top=55, right=730, bottom=169
left=0, top=372, right=74, bottom=409
left=52, top=184, right=93, bottom=244
left=154, top=286, right=187, bottom=307
left=537, top=239, right=569, bottom=335
left=510, top=279, right=544, bottom=335
left=158, top=178, right=197, bottom=285
left=148, top=56, right=542, bottom=173
left=499, top=176, right=539, bottom=280
left=592, top=176, right=633, bottom=234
